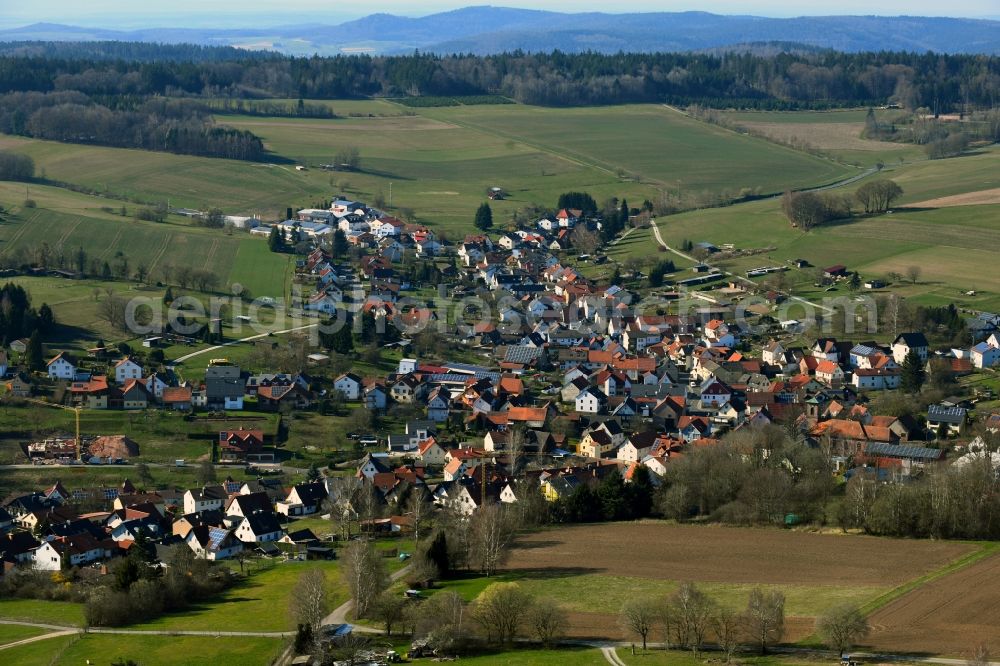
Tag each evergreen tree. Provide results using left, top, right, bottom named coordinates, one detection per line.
left=900, top=349, right=926, bottom=393
left=619, top=198, right=629, bottom=229
left=332, top=228, right=349, bottom=258
left=848, top=272, right=862, bottom=292
left=37, top=303, right=54, bottom=332
left=425, top=531, right=450, bottom=577
left=26, top=330, right=44, bottom=371
left=332, top=320, right=354, bottom=354
left=163, top=286, right=174, bottom=305
left=474, top=202, right=493, bottom=231
left=268, top=225, right=283, bottom=253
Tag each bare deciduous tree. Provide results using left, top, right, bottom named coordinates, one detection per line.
left=713, top=606, right=744, bottom=662
left=288, top=567, right=329, bottom=633
left=620, top=597, right=658, bottom=650
left=745, top=587, right=785, bottom=654
left=406, top=487, right=432, bottom=546
left=469, top=502, right=516, bottom=577
left=967, top=643, right=991, bottom=666
left=672, top=581, right=716, bottom=656
left=372, top=590, right=407, bottom=636
left=527, top=599, right=564, bottom=647
left=340, top=541, right=388, bottom=619
left=473, top=582, right=533, bottom=646
left=816, top=604, right=870, bottom=655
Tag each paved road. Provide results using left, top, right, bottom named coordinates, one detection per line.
left=321, top=563, right=413, bottom=631
left=648, top=219, right=834, bottom=315
left=172, top=322, right=319, bottom=364
left=0, top=619, right=293, bottom=646
left=600, top=644, right=628, bottom=666
left=597, top=642, right=1000, bottom=666
left=5, top=618, right=999, bottom=665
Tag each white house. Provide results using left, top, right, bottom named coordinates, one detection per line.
left=305, top=292, right=342, bottom=315
left=443, top=458, right=468, bottom=482
left=114, top=358, right=143, bottom=384
left=575, top=387, right=608, bottom=414
left=47, top=353, right=77, bottom=380
left=971, top=340, right=1000, bottom=369
left=33, top=536, right=106, bottom=571
left=183, top=486, right=228, bottom=514
left=333, top=373, right=363, bottom=400
left=616, top=432, right=657, bottom=463
left=185, top=526, right=243, bottom=560
left=892, top=332, right=930, bottom=364
left=276, top=481, right=327, bottom=517
left=851, top=368, right=901, bottom=391
left=232, top=512, right=284, bottom=544
left=417, top=438, right=447, bottom=466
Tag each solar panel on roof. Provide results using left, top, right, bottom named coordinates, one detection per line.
left=208, top=527, right=229, bottom=550
left=865, top=442, right=943, bottom=460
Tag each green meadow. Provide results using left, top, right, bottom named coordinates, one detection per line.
left=1, top=101, right=998, bottom=314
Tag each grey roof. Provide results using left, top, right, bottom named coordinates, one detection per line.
left=504, top=346, right=544, bottom=364
left=441, top=362, right=495, bottom=375
left=428, top=372, right=500, bottom=384
left=850, top=344, right=878, bottom=357
left=927, top=404, right=967, bottom=424
left=864, top=442, right=944, bottom=461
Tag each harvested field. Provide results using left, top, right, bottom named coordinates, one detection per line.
left=737, top=121, right=905, bottom=154
left=496, top=522, right=976, bottom=644
left=907, top=187, right=1000, bottom=208
left=866, top=552, right=1000, bottom=657
left=508, top=523, right=971, bottom=586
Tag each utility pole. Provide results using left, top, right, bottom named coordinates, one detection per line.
left=389, top=182, right=393, bottom=208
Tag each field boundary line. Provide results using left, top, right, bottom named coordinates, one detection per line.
left=146, top=229, right=174, bottom=277
left=54, top=216, right=84, bottom=249
left=422, top=111, right=634, bottom=184
left=204, top=237, right=221, bottom=267
left=0, top=209, right=42, bottom=255
left=0, top=628, right=79, bottom=651
left=98, top=224, right=126, bottom=260
left=859, top=541, right=1000, bottom=616
left=659, top=103, right=865, bottom=172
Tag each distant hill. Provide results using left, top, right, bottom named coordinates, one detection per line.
left=2, top=8, right=999, bottom=55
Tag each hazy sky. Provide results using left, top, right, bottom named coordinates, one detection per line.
left=3, top=0, right=999, bottom=28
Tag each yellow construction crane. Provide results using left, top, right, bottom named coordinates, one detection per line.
left=21, top=397, right=84, bottom=461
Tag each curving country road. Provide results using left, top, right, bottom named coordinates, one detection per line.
left=321, top=564, right=413, bottom=632
left=648, top=218, right=834, bottom=315
left=172, top=322, right=319, bottom=365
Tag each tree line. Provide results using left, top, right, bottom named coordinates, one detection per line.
left=619, top=582, right=869, bottom=658
left=0, top=150, right=34, bottom=181
left=0, top=91, right=264, bottom=160
left=781, top=178, right=902, bottom=229
left=1, top=46, right=998, bottom=110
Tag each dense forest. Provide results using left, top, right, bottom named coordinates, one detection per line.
left=0, top=43, right=998, bottom=109
left=0, top=91, right=264, bottom=160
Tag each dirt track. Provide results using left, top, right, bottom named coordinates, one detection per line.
left=907, top=187, right=1000, bottom=208
left=867, top=552, right=1000, bottom=657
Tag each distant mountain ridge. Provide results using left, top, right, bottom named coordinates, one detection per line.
left=2, top=7, right=1000, bottom=55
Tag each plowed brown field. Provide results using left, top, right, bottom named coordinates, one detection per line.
left=508, top=523, right=971, bottom=585
left=501, top=522, right=980, bottom=649
left=867, top=552, right=1000, bottom=657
